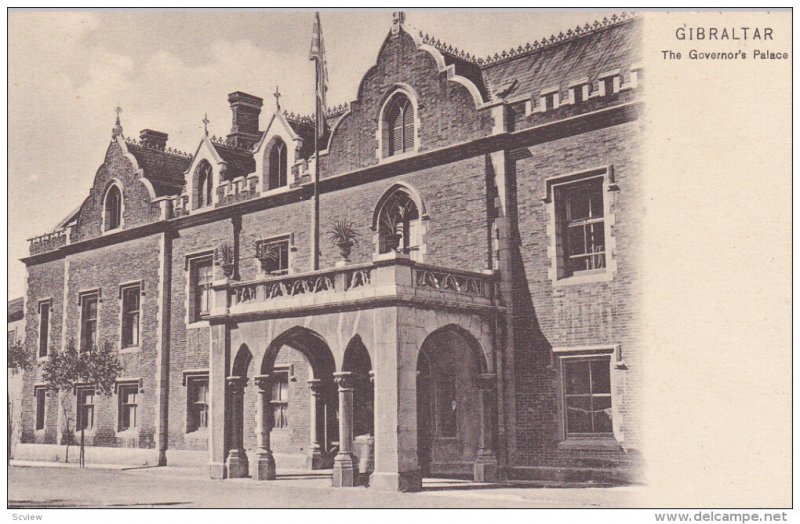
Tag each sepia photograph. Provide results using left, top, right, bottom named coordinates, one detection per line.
left=5, top=6, right=792, bottom=517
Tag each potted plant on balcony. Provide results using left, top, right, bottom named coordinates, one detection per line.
left=214, top=242, right=235, bottom=278
left=380, top=199, right=415, bottom=253
left=328, top=219, right=360, bottom=262
left=255, top=240, right=282, bottom=274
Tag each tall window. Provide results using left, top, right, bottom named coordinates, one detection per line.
left=190, top=258, right=213, bottom=321
left=385, top=95, right=415, bottom=156
left=378, top=190, right=420, bottom=254
left=196, top=161, right=213, bottom=208
left=118, top=384, right=138, bottom=431
left=38, top=301, right=50, bottom=358
left=77, top=388, right=95, bottom=430
left=436, top=377, right=457, bottom=437
left=556, top=177, right=606, bottom=276
left=271, top=371, right=289, bottom=429
left=104, top=184, right=122, bottom=231
left=80, top=293, right=99, bottom=352
left=121, top=286, right=140, bottom=348
left=34, top=387, right=46, bottom=430
left=563, top=357, right=613, bottom=436
left=187, top=377, right=209, bottom=432
left=267, top=139, right=288, bottom=190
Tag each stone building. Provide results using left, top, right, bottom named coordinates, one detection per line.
left=18, top=12, right=643, bottom=490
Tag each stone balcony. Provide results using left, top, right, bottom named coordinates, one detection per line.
left=208, top=253, right=499, bottom=321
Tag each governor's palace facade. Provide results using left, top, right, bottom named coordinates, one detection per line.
left=18, top=12, right=643, bottom=491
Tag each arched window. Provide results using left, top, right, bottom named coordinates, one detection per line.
left=103, top=184, right=122, bottom=231
left=378, top=190, right=420, bottom=254
left=267, top=139, right=288, bottom=190
left=385, top=95, right=415, bottom=157
left=195, top=161, right=213, bottom=209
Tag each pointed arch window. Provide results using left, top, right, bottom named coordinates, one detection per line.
left=196, top=161, right=213, bottom=209
left=103, top=184, right=122, bottom=231
left=385, top=95, right=415, bottom=157
left=378, top=190, right=421, bottom=254
left=267, top=139, right=288, bottom=190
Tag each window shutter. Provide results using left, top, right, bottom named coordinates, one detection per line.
left=391, top=103, right=404, bottom=155
left=403, top=102, right=415, bottom=152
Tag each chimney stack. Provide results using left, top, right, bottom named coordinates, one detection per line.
left=139, top=129, right=168, bottom=150
left=227, top=91, right=263, bottom=149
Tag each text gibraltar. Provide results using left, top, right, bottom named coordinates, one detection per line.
left=676, top=26, right=773, bottom=40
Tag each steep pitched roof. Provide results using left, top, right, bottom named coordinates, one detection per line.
left=480, top=15, right=642, bottom=101
left=209, top=138, right=257, bottom=180
left=414, top=13, right=641, bottom=103
left=125, top=140, right=192, bottom=196
left=8, top=297, right=23, bottom=322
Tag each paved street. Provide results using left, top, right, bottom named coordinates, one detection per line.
left=9, top=465, right=643, bottom=508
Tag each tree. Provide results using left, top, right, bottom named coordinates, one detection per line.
left=7, top=339, right=33, bottom=464
left=41, top=339, right=122, bottom=467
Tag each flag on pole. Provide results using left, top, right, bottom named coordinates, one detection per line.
left=309, top=12, right=328, bottom=138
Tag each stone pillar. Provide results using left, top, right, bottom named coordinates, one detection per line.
left=370, top=308, right=421, bottom=492
left=331, top=372, right=356, bottom=487
left=253, top=374, right=276, bottom=480
left=225, top=376, right=249, bottom=478
left=474, top=373, right=498, bottom=482
left=208, top=324, right=228, bottom=479
left=308, top=379, right=324, bottom=469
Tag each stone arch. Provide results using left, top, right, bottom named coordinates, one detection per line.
left=416, top=323, right=490, bottom=479
left=263, top=136, right=288, bottom=191
left=193, top=160, right=214, bottom=209
left=377, top=85, right=420, bottom=160
left=342, top=336, right=374, bottom=439
left=101, top=179, right=124, bottom=232
left=260, top=326, right=336, bottom=378
left=372, top=182, right=427, bottom=259
left=232, top=344, right=253, bottom=377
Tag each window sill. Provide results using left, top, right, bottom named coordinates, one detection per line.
left=186, top=428, right=208, bottom=438
left=187, top=320, right=210, bottom=330
left=116, top=428, right=140, bottom=437
left=37, top=355, right=49, bottom=362
left=558, top=437, right=622, bottom=451
left=120, top=346, right=141, bottom=354
left=554, top=269, right=613, bottom=288
left=378, top=149, right=418, bottom=165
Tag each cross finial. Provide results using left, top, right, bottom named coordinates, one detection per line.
left=112, top=104, right=124, bottom=138
left=202, top=113, right=210, bottom=136
left=273, top=86, right=281, bottom=110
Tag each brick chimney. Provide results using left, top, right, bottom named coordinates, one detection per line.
left=227, top=91, right=263, bottom=149
left=139, top=129, right=168, bottom=150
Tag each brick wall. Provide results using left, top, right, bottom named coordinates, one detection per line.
left=321, top=29, right=493, bottom=178
left=509, top=119, right=643, bottom=470
left=74, top=140, right=160, bottom=242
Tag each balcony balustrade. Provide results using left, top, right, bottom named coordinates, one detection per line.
left=209, top=254, right=497, bottom=319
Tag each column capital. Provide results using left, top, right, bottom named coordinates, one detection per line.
left=333, top=371, right=355, bottom=391
left=307, top=378, right=324, bottom=395
left=226, top=375, right=248, bottom=391
left=477, top=373, right=497, bottom=390
left=253, top=374, right=271, bottom=391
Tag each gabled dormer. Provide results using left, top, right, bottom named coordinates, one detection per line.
left=252, top=108, right=307, bottom=193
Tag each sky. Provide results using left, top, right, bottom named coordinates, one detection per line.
left=7, top=8, right=616, bottom=300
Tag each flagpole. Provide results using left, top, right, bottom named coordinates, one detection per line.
left=313, top=62, right=320, bottom=271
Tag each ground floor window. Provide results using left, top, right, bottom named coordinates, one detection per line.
left=118, top=384, right=138, bottom=431
left=187, top=377, right=209, bottom=432
left=34, top=387, right=46, bottom=430
left=271, top=370, right=289, bottom=428
left=77, top=388, right=95, bottom=431
left=562, top=356, right=613, bottom=436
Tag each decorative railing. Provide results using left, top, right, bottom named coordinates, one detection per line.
left=219, top=258, right=493, bottom=315
left=413, top=266, right=487, bottom=297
